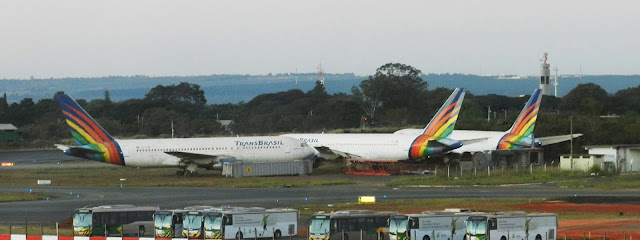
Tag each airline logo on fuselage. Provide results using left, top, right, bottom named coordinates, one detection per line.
left=234, top=140, right=284, bottom=147
left=298, top=138, right=319, bottom=143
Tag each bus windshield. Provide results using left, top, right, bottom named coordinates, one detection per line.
left=309, top=218, right=330, bottom=235
left=73, top=212, right=92, bottom=228
left=389, top=217, right=408, bottom=234
left=204, top=214, right=222, bottom=230
left=183, top=213, right=203, bottom=230
left=155, top=212, right=173, bottom=230
left=466, top=219, right=487, bottom=236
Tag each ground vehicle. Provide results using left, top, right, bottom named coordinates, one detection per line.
left=465, top=212, right=557, bottom=240
left=154, top=209, right=189, bottom=237
left=72, top=205, right=158, bottom=237
left=182, top=206, right=217, bottom=238
left=309, top=210, right=397, bottom=240
left=389, top=210, right=474, bottom=240
left=203, top=207, right=298, bottom=239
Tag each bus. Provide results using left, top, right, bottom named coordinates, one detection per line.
left=154, top=209, right=189, bottom=238
left=465, top=212, right=557, bottom=240
left=203, top=207, right=298, bottom=239
left=389, top=210, right=474, bottom=240
left=309, top=210, right=397, bottom=240
left=73, top=205, right=159, bottom=237
left=182, top=206, right=217, bottom=238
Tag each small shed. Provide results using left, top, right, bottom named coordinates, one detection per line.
left=584, top=145, right=640, bottom=173
left=0, top=124, right=20, bottom=142
left=559, top=154, right=604, bottom=172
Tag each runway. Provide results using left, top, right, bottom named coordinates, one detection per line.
left=2, top=150, right=640, bottom=224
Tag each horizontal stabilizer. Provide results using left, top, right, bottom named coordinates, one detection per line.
left=55, top=144, right=104, bottom=155
left=537, top=134, right=583, bottom=146
left=505, top=140, right=533, bottom=147
left=460, top=137, right=488, bottom=146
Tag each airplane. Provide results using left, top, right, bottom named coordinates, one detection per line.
left=394, top=89, right=582, bottom=164
left=54, top=94, right=316, bottom=176
left=282, top=88, right=468, bottom=161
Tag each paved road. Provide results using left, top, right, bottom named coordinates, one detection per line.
left=2, top=150, right=640, bottom=225
left=2, top=184, right=640, bottom=224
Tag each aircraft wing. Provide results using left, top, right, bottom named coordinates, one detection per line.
left=314, top=146, right=364, bottom=159
left=164, top=151, right=234, bottom=165
left=536, top=134, right=583, bottom=146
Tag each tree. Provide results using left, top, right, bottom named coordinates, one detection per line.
left=354, top=63, right=427, bottom=119
left=559, top=83, right=609, bottom=115
left=145, top=82, right=207, bottom=108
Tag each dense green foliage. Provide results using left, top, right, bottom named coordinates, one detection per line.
left=2, top=64, right=640, bottom=161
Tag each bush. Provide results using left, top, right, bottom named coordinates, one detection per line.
left=590, top=164, right=602, bottom=175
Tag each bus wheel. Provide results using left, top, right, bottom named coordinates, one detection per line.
left=236, top=232, right=243, bottom=239
left=274, top=230, right=282, bottom=239
left=500, top=236, right=506, bottom=240
left=536, top=235, right=542, bottom=240
left=423, top=236, right=430, bottom=240
left=138, top=226, right=145, bottom=236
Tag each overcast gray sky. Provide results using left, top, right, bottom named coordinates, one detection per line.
left=1, top=0, right=639, bottom=79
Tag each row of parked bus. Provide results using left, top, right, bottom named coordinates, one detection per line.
left=72, top=205, right=557, bottom=240
left=309, top=209, right=557, bottom=240
left=72, top=205, right=297, bottom=239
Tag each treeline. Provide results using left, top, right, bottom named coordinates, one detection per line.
left=1, top=64, right=640, bottom=156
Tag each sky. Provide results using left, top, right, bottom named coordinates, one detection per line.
left=1, top=0, right=639, bottom=79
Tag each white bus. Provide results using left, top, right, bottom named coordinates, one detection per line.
left=203, top=207, right=298, bottom=239
left=154, top=209, right=189, bottom=238
left=73, top=205, right=158, bottom=237
left=309, top=210, right=397, bottom=240
left=465, top=212, right=557, bottom=240
left=389, top=210, right=474, bottom=240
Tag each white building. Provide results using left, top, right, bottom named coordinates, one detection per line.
left=584, top=145, right=640, bottom=173
left=559, top=154, right=604, bottom=172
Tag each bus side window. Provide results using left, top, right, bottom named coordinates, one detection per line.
left=225, top=216, right=232, bottom=225
left=93, top=213, right=101, bottom=226
left=173, top=215, right=179, bottom=224
left=348, top=218, right=357, bottom=231
left=330, top=219, right=338, bottom=233
left=488, top=219, right=497, bottom=230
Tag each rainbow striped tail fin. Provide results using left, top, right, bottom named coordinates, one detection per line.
left=55, top=93, right=124, bottom=165
left=408, top=88, right=466, bottom=159
left=497, top=89, right=542, bottom=150
left=421, top=88, right=466, bottom=139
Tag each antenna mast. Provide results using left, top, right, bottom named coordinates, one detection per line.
left=317, top=63, right=325, bottom=85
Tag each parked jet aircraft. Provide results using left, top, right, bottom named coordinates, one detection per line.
left=394, top=89, right=582, bottom=162
left=283, top=88, right=468, bottom=161
left=55, top=94, right=315, bottom=176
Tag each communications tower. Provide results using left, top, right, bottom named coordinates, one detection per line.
left=539, top=52, right=551, bottom=95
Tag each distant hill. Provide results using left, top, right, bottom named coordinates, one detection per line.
left=1, top=73, right=639, bottom=103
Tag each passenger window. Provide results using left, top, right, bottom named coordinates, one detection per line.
left=489, top=218, right=497, bottom=230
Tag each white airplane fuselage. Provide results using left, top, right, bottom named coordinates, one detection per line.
left=114, top=136, right=315, bottom=167
left=282, top=133, right=421, bottom=160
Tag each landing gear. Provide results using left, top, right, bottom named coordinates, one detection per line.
left=178, top=163, right=200, bottom=177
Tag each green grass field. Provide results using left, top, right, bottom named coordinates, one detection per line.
left=0, top=191, right=50, bottom=202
